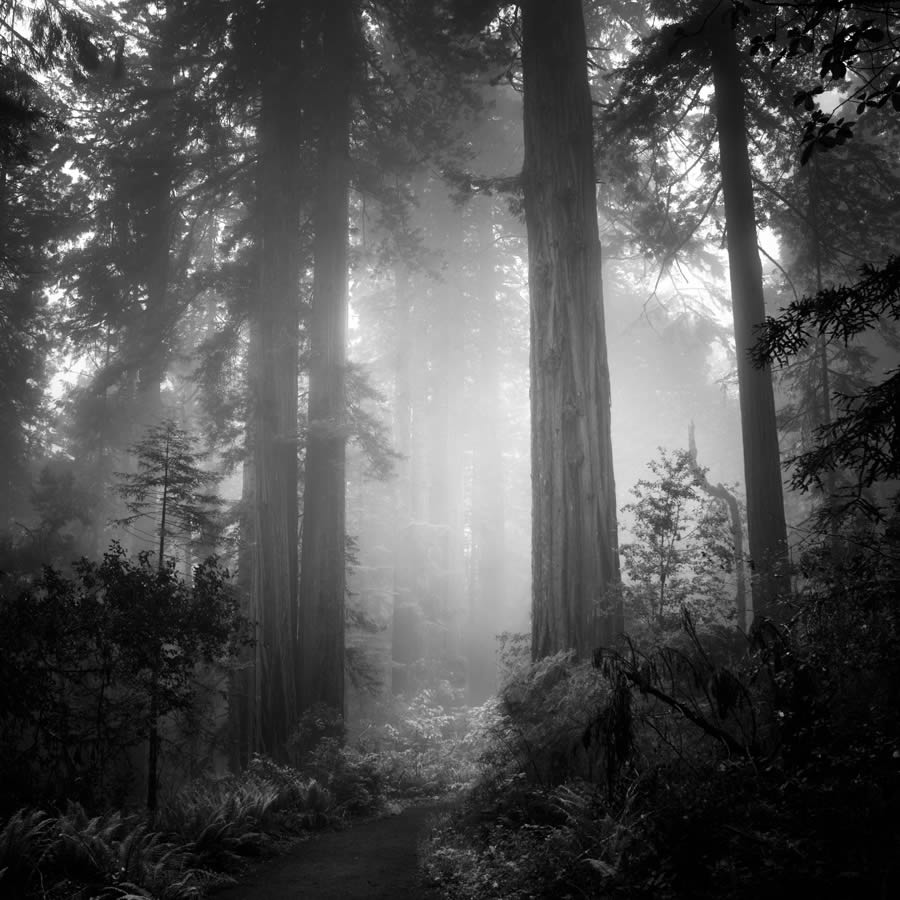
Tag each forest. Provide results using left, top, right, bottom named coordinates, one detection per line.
left=0, top=0, right=898, bottom=897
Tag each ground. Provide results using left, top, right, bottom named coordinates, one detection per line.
left=213, top=802, right=446, bottom=899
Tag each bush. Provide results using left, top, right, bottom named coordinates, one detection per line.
left=353, top=687, right=498, bottom=798
left=0, top=543, right=249, bottom=813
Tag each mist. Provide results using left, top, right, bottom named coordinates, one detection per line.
left=2, top=2, right=899, bottom=896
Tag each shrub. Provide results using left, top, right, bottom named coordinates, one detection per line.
left=0, top=543, right=249, bottom=813
left=353, top=687, right=498, bottom=798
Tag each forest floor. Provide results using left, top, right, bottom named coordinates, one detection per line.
left=213, top=801, right=447, bottom=900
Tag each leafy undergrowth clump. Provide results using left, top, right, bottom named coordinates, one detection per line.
left=422, top=551, right=900, bottom=899
left=352, top=685, right=501, bottom=799
left=0, top=750, right=372, bottom=899
left=0, top=803, right=217, bottom=899
left=0, top=684, right=497, bottom=898
left=421, top=652, right=633, bottom=899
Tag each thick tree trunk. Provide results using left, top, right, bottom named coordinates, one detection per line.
left=249, top=0, right=304, bottom=755
left=707, top=2, right=789, bottom=621
left=521, top=0, right=621, bottom=660
left=299, top=0, right=354, bottom=717
left=688, top=423, right=747, bottom=630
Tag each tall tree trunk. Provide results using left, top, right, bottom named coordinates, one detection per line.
left=707, top=2, right=789, bottom=621
left=229, top=451, right=256, bottom=771
left=468, top=198, right=506, bottom=703
left=250, top=0, right=304, bottom=755
left=521, top=0, right=621, bottom=660
left=299, top=0, right=354, bottom=717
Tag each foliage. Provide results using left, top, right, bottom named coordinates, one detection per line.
left=422, top=778, right=635, bottom=900
left=620, top=449, right=736, bottom=633
left=286, top=704, right=382, bottom=816
left=352, top=688, right=498, bottom=799
left=0, top=542, right=249, bottom=811
left=753, top=256, right=900, bottom=523
left=747, top=0, right=900, bottom=156
left=420, top=653, right=637, bottom=899
left=423, top=537, right=900, bottom=896
left=0, top=803, right=209, bottom=900
left=0, top=751, right=369, bottom=899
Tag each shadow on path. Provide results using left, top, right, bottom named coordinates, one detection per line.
left=213, top=803, right=446, bottom=900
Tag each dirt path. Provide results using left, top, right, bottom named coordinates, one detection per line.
left=213, top=803, right=446, bottom=900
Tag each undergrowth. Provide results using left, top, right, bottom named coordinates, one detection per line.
left=0, top=685, right=493, bottom=898
left=421, top=543, right=900, bottom=899
left=0, top=754, right=340, bottom=899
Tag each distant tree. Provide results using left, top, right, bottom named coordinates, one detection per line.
left=620, top=449, right=734, bottom=635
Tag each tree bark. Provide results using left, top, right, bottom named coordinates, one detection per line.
left=299, top=0, right=354, bottom=717
left=229, top=452, right=256, bottom=770
left=249, top=0, right=304, bottom=755
left=522, top=0, right=622, bottom=660
left=688, top=422, right=747, bottom=630
left=706, top=1, right=789, bottom=621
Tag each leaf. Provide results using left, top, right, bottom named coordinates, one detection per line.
left=586, top=858, right=617, bottom=877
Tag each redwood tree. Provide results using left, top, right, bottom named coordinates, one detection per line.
left=706, top=1, right=789, bottom=617
left=522, top=0, right=622, bottom=660
left=249, top=0, right=304, bottom=754
left=298, top=0, right=355, bottom=716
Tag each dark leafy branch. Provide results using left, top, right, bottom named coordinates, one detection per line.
left=752, top=256, right=900, bottom=367
left=753, top=257, right=900, bottom=515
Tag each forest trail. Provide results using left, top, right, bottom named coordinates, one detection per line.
left=213, top=802, right=445, bottom=899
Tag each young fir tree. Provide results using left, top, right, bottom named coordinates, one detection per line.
left=113, top=417, right=223, bottom=810
left=114, top=418, right=223, bottom=567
